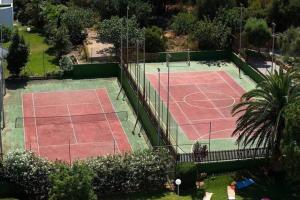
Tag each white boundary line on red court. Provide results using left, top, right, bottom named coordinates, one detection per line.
left=159, top=81, right=203, bottom=139
left=32, top=93, right=40, bottom=155
left=21, top=93, right=26, bottom=150
left=38, top=141, right=117, bottom=148
left=216, top=72, right=243, bottom=97
left=94, top=89, right=121, bottom=153
left=34, top=102, right=99, bottom=108
left=66, top=104, right=78, bottom=144
left=101, top=89, right=132, bottom=152
left=182, top=91, right=236, bottom=109
left=26, top=88, right=106, bottom=95
left=194, top=84, right=226, bottom=119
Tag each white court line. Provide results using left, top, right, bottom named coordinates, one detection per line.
left=94, top=89, right=121, bottom=153
left=194, top=84, right=226, bottom=118
left=34, top=102, right=100, bottom=108
left=101, top=89, right=132, bottom=151
left=66, top=104, right=78, bottom=144
left=159, top=82, right=202, bottom=139
left=21, top=94, right=26, bottom=149
left=39, top=141, right=119, bottom=148
left=216, top=72, right=243, bottom=97
left=190, top=117, right=238, bottom=123
left=32, top=93, right=40, bottom=155
left=24, top=88, right=106, bottom=95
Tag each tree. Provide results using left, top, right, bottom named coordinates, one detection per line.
left=268, top=0, right=300, bottom=32
left=216, top=8, right=242, bottom=32
left=284, top=100, right=300, bottom=146
left=97, top=16, right=142, bottom=51
left=279, top=27, right=300, bottom=58
left=0, top=26, right=12, bottom=43
left=244, top=18, right=271, bottom=49
left=24, top=0, right=46, bottom=29
left=145, top=26, right=166, bottom=53
left=6, top=32, right=29, bottom=76
left=61, top=7, right=94, bottom=45
left=197, top=0, right=236, bottom=19
left=192, top=142, right=208, bottom=162
left=49, top=163, right=96, bottom=200
left=192, top=18, right=232, bottom=50
left=171, top=12, right=197, bottom=35
left=51, top=27, right=72, bottom=59
left=232, top=69, right=300, bottom=163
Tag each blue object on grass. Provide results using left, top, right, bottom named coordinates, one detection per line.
left=236, top=178, right=255, bottom=190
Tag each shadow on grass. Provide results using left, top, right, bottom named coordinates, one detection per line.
left=236, top=170, right=300, bottom=200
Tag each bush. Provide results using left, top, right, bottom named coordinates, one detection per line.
left=244, top=18, right=271, bottom=49
left=175, top=163, right=198, bottom=190
left=145, top=26, right=166, bottom=53
left=59, top=56, right=73, bottom=72
left=87, top=149, right=173, bottom=196
left=192, top=18, right=232, bottom=50
left=171, top=12, right=197, bottom=35
left=49, top=162, right=96, bottom=200
left=2, top=150, right=53, bottom=200
left=0, top=26, right=12, bottom=43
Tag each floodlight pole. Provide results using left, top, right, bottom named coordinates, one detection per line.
left=166, top=54, right=171, bottom=140
left=143, top=28, right=146, bottom=99
left=239, top=4, right=243, bottom=54
left=271, top=22, right=276, bottom=73
left=117, top=21, right=123, bottom=100
left=126, top=6, right=129, bottom=70
left=133, top=40, right=139, bottom=134
left=157, top=68, right=161, bottom=146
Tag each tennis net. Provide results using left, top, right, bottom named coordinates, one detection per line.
left=15, top=111, right=128, bottom=128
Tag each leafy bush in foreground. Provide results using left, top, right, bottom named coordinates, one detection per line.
left=87, top=149, right=173, bottom=196
left=49, top=162, right=96, bottom=200
left=2, top=150, right=53, bottom=200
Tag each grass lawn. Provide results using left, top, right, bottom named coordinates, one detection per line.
left=111, top=171, right=299, bottom=200
left=3, top=24, right=59, bottom=77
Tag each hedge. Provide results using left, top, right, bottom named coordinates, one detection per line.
left=0, top=149, right=173, bottom=199
left=72, top=62, right=119, bottom=79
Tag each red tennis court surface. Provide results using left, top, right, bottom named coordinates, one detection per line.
left=147, top=71, right=245, bottom=140
left=22, top=89, right=131, bottom=162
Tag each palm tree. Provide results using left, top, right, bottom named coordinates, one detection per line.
left=232, top=69, right=300, bottom=161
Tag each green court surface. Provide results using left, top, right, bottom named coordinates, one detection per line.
left=3, top=78, right=149, bottom=155
left=129, top=60, right=256, bottom=152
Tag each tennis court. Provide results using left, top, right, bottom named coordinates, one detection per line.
left=147, top=71, right=245, bottom=141
left=21, top=89, right=131, bottom=162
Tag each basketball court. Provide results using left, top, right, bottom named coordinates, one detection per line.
left=21, top=88, right=131, bottom=163
left=147, top=71, right=245, bottom=141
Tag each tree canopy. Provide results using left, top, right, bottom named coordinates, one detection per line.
left=244, top=18, right=271, bottom=49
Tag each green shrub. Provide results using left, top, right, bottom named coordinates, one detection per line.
left=87, top=149, right=173, bottom=196
left=175, top=163, right=197, bottom=190
left=2, top=150, right=53, bottom=200
left=59, top=56, right=73, bottom=72
left=49, top=162, right=96, bottom=200
left=145, top=26, right=166, bottom=53
left=171, top=12, right=197, bottom=35
left=0, top=26, right=12, bottom=43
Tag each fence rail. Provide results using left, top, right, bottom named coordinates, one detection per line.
left=178, top=148, right=269, bottom=163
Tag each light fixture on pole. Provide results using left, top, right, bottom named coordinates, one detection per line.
left=143, top=27, right=146, bottom=98
left=271, top=22, right=276, bottom=73
left=126, top=6, right=129, bottom=70
left=175, top=179, right=181, bottom=196
left=239, top=4, right=243, bottom=54
left=166, top=53, right=171, bottom=140
left=117, top=20, right=124, bottom=100
left=157, top=67, right=161, bottom=146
